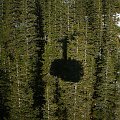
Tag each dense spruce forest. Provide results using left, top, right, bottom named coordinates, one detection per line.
left=0, top=0, right=120, bottom=120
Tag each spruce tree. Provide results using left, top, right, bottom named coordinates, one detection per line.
left=2, top=0, right=39, bottom=119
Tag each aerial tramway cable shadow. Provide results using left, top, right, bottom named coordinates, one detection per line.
left=50, top=36, right=84, bottom=82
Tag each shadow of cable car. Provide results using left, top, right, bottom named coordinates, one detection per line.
left=50, top=35, right=83, bottom=82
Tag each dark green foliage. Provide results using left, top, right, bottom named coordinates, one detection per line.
left=53, top=78, right=68, bottom=120
left=0, top=63, right=10, bottom=120
left=30, top=0, right=46, bottom=119
left=1, top=0, right=119, bottom=119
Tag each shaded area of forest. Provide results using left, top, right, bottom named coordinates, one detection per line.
left=30, top=0, right=46, bottom=119
left=0, top=0, right=120, bottom=120
left=50, top=59, right=83, bottom=82
left=0, top=64, right=10, bottom=120
left=54, top=77, right=68, bottom=120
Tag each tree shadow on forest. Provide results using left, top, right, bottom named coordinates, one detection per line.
left=0, top=65, right=10, bottom=120
left=90, top=52, right=116, bottom=119
left=90, top=55, right=103, bottom=120
left=50, top=36, right=84, bottom=82
left=53, top=78, right=68, bottom=120
left=30, top=1, right=46, bottom=119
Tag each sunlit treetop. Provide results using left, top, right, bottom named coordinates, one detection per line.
left=63, top=0, right=73, bottom=4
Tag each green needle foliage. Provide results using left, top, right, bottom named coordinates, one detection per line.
left=0, top=0, right=120, bottom=120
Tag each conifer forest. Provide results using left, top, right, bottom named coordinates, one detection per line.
left=0, top=0, right=120, bottom=120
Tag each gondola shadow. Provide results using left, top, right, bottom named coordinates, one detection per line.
left=50, top=36, right=83, bottom=82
